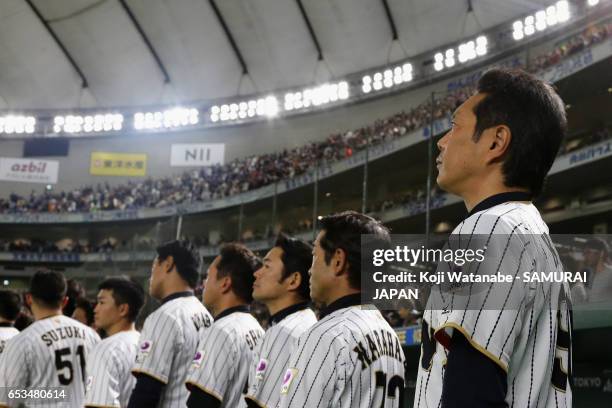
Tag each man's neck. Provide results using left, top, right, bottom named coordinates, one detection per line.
left=212, top=297, right=246, bottom=318
left=33, top=308, right=62, bottom=321
left=462, top=184, right=530, bottom=213
left=323, top=288, right=360, bottom=308
left=160, top=284, right=193, bottom=301
left=265, top=295, right=302, bottom=316
left=106, top=321, right=136, bottom=337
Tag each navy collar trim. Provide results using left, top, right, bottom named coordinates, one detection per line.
left=319, top=294, right=362, bottom=320
left=468, top=191, right=532, bottom=218
left=269, top=302, right=310, bottom=326
left=0, top=322, right=13, bottom=327
left=215, top=305, right=249, bottom=321
left=161, top=291, right=194, bottom=305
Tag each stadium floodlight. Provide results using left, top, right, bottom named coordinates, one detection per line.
left=54, top=113, right=123, bottom=133
left=434, top=33, right=486, bottom=72
left=284, top=81, right=347, bottom=111
left=513, top=1, right=571, bottom=41
left=361, top=63, right=413, bottom=94
left=588, top=0, right=599, bottom=6
left=133, top=107, right=198, bottom=130
left=212, top=96, right=278, bottom=120
left=0, top=115, right=36, bottom=134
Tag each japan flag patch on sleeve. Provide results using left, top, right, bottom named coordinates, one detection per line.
left=192, top=350, right=204, bottom=368
left=280, top=368, right=298, bottom=394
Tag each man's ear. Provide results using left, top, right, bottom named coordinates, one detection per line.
left=61, top=296, right=68, bottom=309
left=286, top=271, right=302, bottom=292
left=164, top=255, right=175, bottom=273
left=26, top=293, right=33, bottom=308
left=220, top=276, right=232, bottom=294
left=332, top=248, right=348, bottom=276
left=486, top=125, right=511, bottom=162
left=117, top=303, right=130, bottom=319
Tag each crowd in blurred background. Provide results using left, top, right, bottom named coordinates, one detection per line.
left=0, top=21, right=610, bottom=216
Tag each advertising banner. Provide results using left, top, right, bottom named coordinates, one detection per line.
left=0, top=157, right=59, bottom=184
left=90, top=152, right=147, bottom=176
left=170, top=143, right=224, bottom=167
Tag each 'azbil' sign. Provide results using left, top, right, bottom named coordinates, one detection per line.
left=0, top=158, right=59, bottom=184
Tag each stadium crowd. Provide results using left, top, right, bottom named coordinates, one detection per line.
left=0, top=21, right=610, bottom=216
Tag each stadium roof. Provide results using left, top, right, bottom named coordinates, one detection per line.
left=0, top=0, right=553, bottom=109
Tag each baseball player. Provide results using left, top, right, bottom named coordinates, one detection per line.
left=128, top=240, right=213, bottom=408
left=414, top=68, right=572, bottom=407
left=185, top=243, right=264, bottom=408
left=84, top=277, right=145, bottom=408
left=0, top=270, right=100, bottom=407
left=244, top=234, right=317, bottom=408
left=279, top=211, right=406, bottom=408
left=0, top=290, right=21, bottom=355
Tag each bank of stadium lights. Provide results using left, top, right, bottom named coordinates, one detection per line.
left=134, top=107, right=199, bottom=130
left=362, top=64, right=413, bottom=94
left=0, top=115, right=36, bottom=134
left=53, top=114, right=123, bottom=133
left=587, top=0, right=599, bottom=6
left=284, top=81, right=349, bottom=111
left=433, top=36, right=487, bottom=72
left=210, top=96, right=278, bottom=122
left=512, top=1, right=570, bottom=41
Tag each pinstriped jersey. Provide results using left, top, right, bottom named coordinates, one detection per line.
left=84, top=329, right=140, bottom=408
left=0, top=315, right=100, bottom=407
left=0, top=326, right=18, bottom=355
left=186, top=310, right=264, bottom=407
left=132, top=295, right=212, bottom=408
left=279, top=304, right=406, bottom=408
left=414, top=202, right=572, bottom=408
left=244, top=307, right=317, bottom=408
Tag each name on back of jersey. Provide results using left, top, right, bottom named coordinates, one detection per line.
left=41, top=326, right=88, bottom=346
left=353, top=328, right=404, bottom=370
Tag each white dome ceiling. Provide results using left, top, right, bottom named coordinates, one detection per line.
left=0, top=0, right=554, bottom=109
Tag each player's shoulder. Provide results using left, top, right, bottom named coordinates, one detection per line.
left=457, top=202, right=542, bottom=235
left=274, top=309, right=317, bottom=335
left=297, top=308, right=361, bottom=347
left=214, top=312, right=260, bottom=334
left=91, top=330, right=139, bottom=360
left=62, top=316, right=101, bottom=341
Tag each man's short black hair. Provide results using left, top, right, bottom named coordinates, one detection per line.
left=30, top=270, right=67, bottom=309
left=63, top=279, right=85, bottom=317
left=98, top=277, right=145, bottom=322
left=75, top=297, right=94, bottom=326
left=216, top=243, right=262, bottom=303
left=474, top=68, right=567, bottom=196
left=319, top=211, right=391, bottom=290
left=0, top=289, right=22, bottom=321
left=274, top=234, right=313, bottom=301
left=156, top=240, right=201, bottom=288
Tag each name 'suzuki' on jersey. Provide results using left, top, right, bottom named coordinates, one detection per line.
left=41, top=326, right=89, bottom=346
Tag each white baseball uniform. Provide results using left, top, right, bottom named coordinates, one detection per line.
left=244, top=303, right=317, bottom=408
left=0, top=315, right=100, bottom=407
left=131, top=292, right=212, bottom=407
left=84, top=329, right=140, bottom=408
left=414, top=200, right=572, bottom=408
left=279, top=294, right=406, bottom=408
left=0, top=324, right=19, bottom=356
left=186, top=306, right=264, bottom=407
